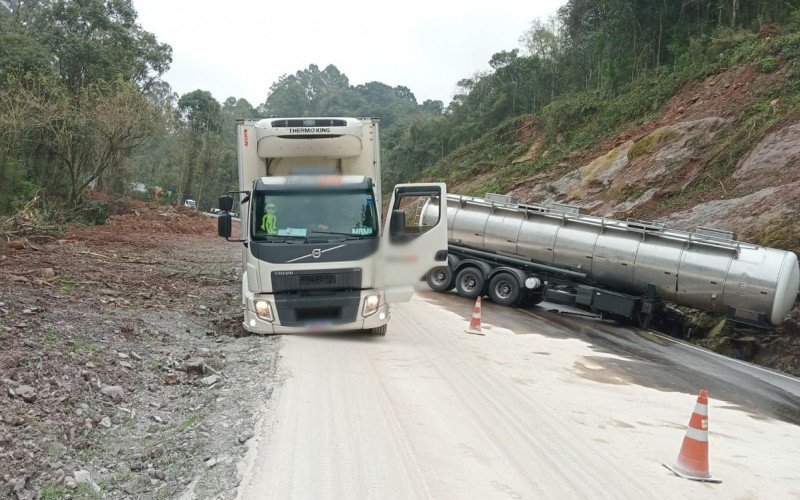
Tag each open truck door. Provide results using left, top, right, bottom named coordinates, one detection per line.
left=379, top=183, right=448, bottom=303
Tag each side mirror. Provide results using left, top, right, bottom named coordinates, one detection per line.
left=389, top=210, right=406, bottom=242
left=218, top=213, right=232, bottom=238
left=219, top=195, right=233, bottom=212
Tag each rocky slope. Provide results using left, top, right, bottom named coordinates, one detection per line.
left=505, top=65, right=800, bottom=254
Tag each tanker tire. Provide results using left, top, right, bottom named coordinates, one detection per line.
left=455, top=267, right=485, bottom=300
left=426, top=265, right=454, bottom=292
left=488, top=273, right=522, bottom=307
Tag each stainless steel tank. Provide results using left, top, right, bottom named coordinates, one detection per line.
left=421, top=194, right=800, bottom=326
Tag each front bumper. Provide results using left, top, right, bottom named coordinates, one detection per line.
left=242, top=290, right=391, bottom=335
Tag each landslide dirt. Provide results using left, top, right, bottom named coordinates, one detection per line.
left=0, top=203, right=281, bottom=499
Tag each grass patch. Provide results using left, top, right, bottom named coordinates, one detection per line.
left=178, top=413, right=200, bottom=431
left=752, top=219, right=800, bottom=254
left=60, top=276, right=74, bottom=294
left=73, top=482, right=103, bottom=499
left=41, top=484, right=69, bottom=500
left=45, top=441, right=66, bottom=458
left=628, top=127, right=680, bottom=160
left=78, top=441, right=106, bottom=463
left=760, top=56, right=777, bottom=73
left=140, top=329, right=154, bottom=346
left=613, top=185, right=648, bottom=203
left=74, top=340, right=100, bottom=353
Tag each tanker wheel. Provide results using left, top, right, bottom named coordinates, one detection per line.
left=455, top=267, right=485, bottom=300
left=488, top=273, right=522, bottom=307
left=426, top=265, right=454, bottom=292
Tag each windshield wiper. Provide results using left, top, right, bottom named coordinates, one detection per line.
left=281, top=235, right=309, bottom=243
left=256, top=235, right=307, bottom=243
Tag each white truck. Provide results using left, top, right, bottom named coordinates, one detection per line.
left=217, top=117, right=448, bottom=335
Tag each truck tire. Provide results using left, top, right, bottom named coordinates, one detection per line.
left=455, top=267, right=485, bottom=300
left=488, top=272, right=522, bottom=306
left=426, top=265, right=454, bottom=292
left=368, top=325, right=387, bottom=336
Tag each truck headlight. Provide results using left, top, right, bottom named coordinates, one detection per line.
left=362, top=294, right=380, bottom=317
left=254, top=300, right=274, bottom=322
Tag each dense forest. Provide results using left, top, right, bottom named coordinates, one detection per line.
left=1, top=0, right=798, bottom=217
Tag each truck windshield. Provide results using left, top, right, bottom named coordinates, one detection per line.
left=251, top=189, right=379, bottom=241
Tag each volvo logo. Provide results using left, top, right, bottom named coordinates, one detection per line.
left=311, top=248, right=322, bottom=259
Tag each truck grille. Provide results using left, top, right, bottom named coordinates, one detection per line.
left=271, top=268, right=361, bottom=293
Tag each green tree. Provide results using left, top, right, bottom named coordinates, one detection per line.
left=0, top=0, right=173, bottom=211
left=0, top=78, right=164, bottom=203
left=176, top=90, right=223, bottom=204
left=35, top=0, right=172, bottom=92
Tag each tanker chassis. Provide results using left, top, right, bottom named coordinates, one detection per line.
left=422, top=194, right=800, bottom=333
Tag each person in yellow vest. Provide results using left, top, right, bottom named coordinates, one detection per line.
left=261, top=202, right=277, bottom=235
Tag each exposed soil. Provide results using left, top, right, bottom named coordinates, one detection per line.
left=0, top=204, right=281, bottom=499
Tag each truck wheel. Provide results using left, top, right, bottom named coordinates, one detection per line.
left=426, top=265, right=454, bottom=292
left=455, top=267, right=485, bottom=299
left=368, top=325, right=387, bottom=336
left=488, top=272, right=522, bottom=306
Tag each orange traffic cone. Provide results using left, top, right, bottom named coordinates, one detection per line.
left=465, top=296, right=484, bottom=335
left=663, top=389, right=721, bottom=483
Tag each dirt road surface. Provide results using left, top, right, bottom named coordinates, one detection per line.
left=237, top=289, right=800, bottom=499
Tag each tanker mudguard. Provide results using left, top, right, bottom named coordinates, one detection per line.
left=488, top=266, right=529, bottom=287
left=454, top=259, right=492, bottom=277
left=448, top=254, right=462, bottom=268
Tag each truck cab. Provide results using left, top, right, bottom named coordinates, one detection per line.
left=217, top=117, right=448, bottom=335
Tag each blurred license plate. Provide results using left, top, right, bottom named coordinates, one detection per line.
left=306, top=321, right=332, bottom=331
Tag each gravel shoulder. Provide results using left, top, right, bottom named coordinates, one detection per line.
left=0, top=207, right=281, bottom=499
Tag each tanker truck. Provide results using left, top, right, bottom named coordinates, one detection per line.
left=216, top=117, right=448, bottom=335
left=421, top=193, right=799, bottom=332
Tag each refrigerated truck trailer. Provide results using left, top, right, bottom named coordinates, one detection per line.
left=217, top=117, right=449, bottom=335
left=421, top=193, right=799, bottom=332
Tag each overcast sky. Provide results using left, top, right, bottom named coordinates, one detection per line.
left=132, top=0, right=566, bottom=107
